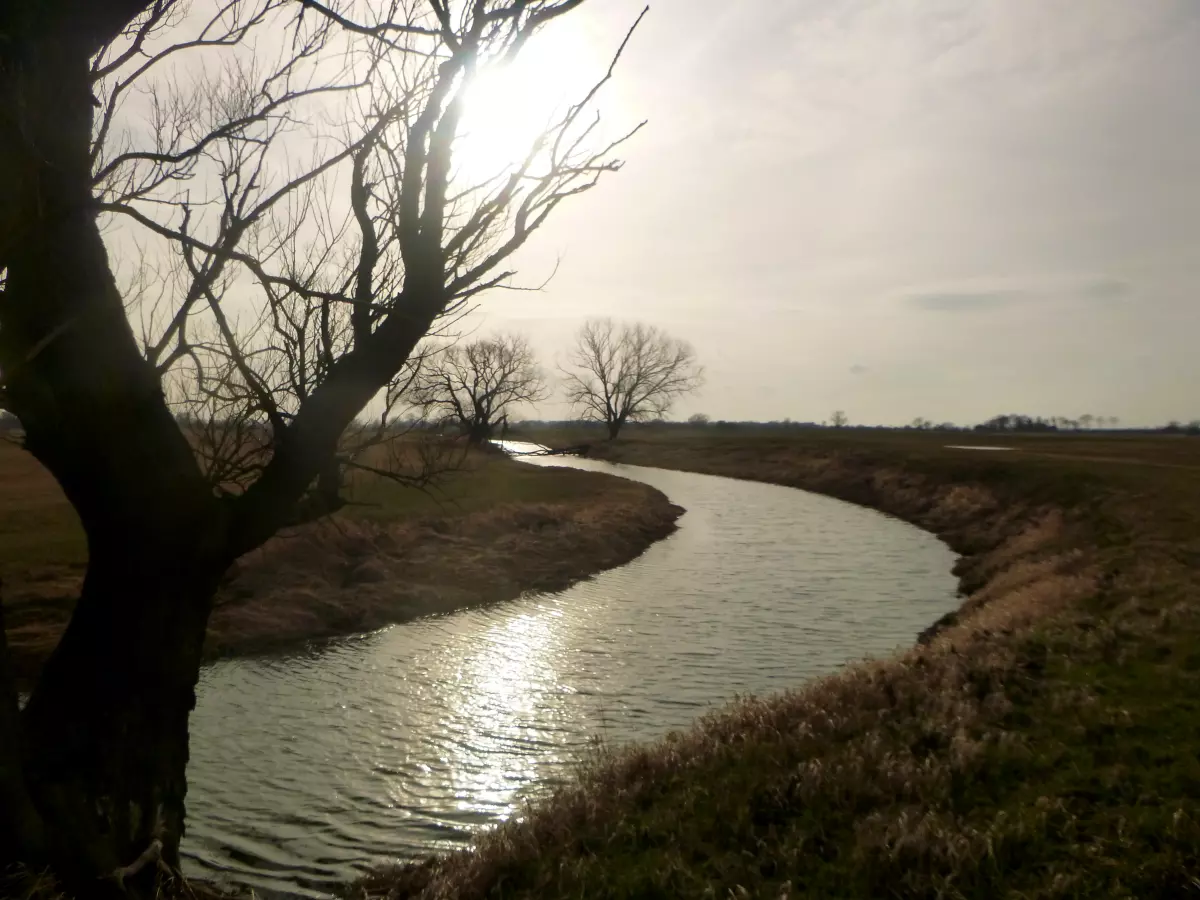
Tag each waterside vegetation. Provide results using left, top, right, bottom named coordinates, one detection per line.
left=0, top=440, right=680, bottom=689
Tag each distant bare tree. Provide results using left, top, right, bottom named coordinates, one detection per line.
left=830, top=410, right=849, bottom=428
left=1079, top=414, right=1095, bottom=430
left=412, top=333, right=548, bottom=444
left=687, top=412, right=711, bottom=426
left=562, top=318, right=703, bottom=439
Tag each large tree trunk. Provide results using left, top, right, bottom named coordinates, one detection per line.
left=466, top=419, right=493, bottom=446
left=0, top=600, right=46, bottom=864
left=0, top=13, right=232, bottom=896
left=21, top=543, right=226, bottom=895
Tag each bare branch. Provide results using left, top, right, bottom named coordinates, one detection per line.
left=82, top=0, right=646, bottom=553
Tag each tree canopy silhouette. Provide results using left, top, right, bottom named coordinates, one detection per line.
left=0, top=0, right=642, bottom=893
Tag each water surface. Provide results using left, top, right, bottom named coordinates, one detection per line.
left=183, top=452, right=959, bottom=897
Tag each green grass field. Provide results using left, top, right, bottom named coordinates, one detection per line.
left=361, top=427, right=1200, bottom=899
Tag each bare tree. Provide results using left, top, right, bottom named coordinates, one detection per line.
left=561, top=318, right=703, bottom=439
left=830, top=410, right=849, bottom=428
left=687, top=412, right=710, bottom=426
left=0, top=0, right=644, bottom=891
left=412, top=333, right=548, bottom=444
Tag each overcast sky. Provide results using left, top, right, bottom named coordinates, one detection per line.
left=473, top=0, right=1200, bottom=426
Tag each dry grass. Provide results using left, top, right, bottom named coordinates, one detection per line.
left=349, top=429, right=1200, bottom=899
left=207, top=466, right=681, bottom=659
left=0, top=440, right=682, bottom=685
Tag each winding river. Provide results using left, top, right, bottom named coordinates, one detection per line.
left=181, top=449, right=959, bottom=898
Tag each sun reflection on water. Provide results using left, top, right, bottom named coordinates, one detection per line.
left=440, top=607, right=568, bottom=822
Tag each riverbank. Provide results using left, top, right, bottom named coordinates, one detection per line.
left=0, top=442, right=682, bottom=686
left=358, top=430, right=1200, bottom=898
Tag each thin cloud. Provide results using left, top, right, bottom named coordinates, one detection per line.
left=1081, top=278, right=1132, bottom=302
left=494, top=0, right=1200, bottom=425
left=906, top=290, right=1025, bottom=312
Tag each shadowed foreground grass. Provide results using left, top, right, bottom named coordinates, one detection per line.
left=354, top=429, right=1200, bottom=899
left=0, top=440, right=681, bottom=687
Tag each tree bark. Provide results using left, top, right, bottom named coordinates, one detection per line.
left=0, top=597, right=47, bottom=866
left=21, top=545, right=226, bottom=896
left=0, top=13, right=232, bottom=896
left=467, top=420, right=492, bottom=446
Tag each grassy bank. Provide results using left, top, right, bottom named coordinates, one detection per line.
left=357, top=429, right=1200, bottom=899
left=0, top=441, right=682, bottom=686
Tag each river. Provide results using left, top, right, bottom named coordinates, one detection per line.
left=181, top=449, right=959, bottom=897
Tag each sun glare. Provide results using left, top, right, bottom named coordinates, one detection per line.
left=454, top=20, right=610, bottom=186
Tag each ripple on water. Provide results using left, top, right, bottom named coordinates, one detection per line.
left=183, top=456, right=959, bottom=898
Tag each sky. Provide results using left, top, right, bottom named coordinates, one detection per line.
left=471, top=0, right=1200, bottom=426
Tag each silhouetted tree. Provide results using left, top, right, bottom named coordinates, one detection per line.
left=976, top=414, right=1059, bottom=433
left=687, top=412, right=711, bottom=426
left=562, top=319, right=703, bottom=439
left=0, top=0, right=642, bottom=891
left=411, top=334, right=548, bottom=444
left=830, top=410, right=849, bottom=428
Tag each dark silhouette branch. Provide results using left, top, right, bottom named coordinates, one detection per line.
left=0, top=0, right=643, bottom=881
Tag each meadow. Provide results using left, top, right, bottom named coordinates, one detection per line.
left=0, top=438, right=681, bottom=686
left=357, top=427, right=1200, bottom=899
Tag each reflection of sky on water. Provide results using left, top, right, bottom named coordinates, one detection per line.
left=184, top=456, right=959, bottom=898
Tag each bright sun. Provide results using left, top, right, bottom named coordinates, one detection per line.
left=453, top=20, right=609, bottom=186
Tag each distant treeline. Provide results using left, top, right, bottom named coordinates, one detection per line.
left=512, top=415, right=1200, bottom=435
left=972, top=414, right=1200, bottom=435
left=0, top=409, right=1196, bottom=437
